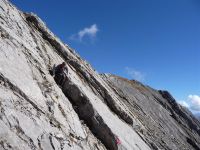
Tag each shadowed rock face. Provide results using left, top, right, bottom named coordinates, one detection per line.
left=0, top=0, right=200, bottom=150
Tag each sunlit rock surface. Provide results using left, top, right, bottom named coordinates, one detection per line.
left=0, top=0, right=200, bottom=149
left=101, top=74, right=200, bottom=150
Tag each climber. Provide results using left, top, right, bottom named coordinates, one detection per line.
left=53, top=62, right=68, bottom=86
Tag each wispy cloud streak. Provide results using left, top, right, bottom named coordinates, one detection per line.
left=125, top=67, right=145, bottom=82
left=70, top=24, right=98, bottom=42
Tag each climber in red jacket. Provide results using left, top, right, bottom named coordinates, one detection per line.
left=54, top=62, right=68, bottom=86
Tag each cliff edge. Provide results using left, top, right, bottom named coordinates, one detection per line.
left=0, top=0, right=200, bottom=149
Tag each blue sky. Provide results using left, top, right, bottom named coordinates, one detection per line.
left=11, top=0, right=200, bottom=113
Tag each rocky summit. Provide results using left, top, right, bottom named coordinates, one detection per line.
left=0, top=0, right=200, bottom=150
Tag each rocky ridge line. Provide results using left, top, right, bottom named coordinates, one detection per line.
left=1, top=0, right=200, bottom=150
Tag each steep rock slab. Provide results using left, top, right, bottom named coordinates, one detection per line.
left=22, top=5, right=151, bottom=150
left=3, top=0, right=199, bottom=149
left=0, top=0, right=151, bottom=149
left=0, top=0, right=106, bottom=149
left=102, top=74, right=200, bottom=150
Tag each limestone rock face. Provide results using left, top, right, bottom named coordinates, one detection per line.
left=0, top=0, right=200, bottom=150
left=101, top=75, right=200, bottom=150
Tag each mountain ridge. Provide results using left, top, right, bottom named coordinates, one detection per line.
left=0, top=0, right=200, bottom=149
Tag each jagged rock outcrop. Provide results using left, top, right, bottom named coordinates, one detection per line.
left=0, top=0, right=200, bottom=149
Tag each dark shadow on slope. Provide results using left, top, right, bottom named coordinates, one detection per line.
left=51, top=75, right=118, bottom=150
left=67, top=60, right=133, bottom=126
left=186, top=137, right=200, bottom=150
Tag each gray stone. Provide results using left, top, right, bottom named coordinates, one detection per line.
left=0, top=0, right=200, bottom=150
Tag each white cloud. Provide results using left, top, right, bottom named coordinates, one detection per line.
left=70, top=24, right=99, bottom=42
left=178, top=95, right=200, bottom=112
left=188, top=95, right=200, bottom=111
left=178, top=101, right=189, bottom=108
left=125, top=67, right=145, bottom=82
